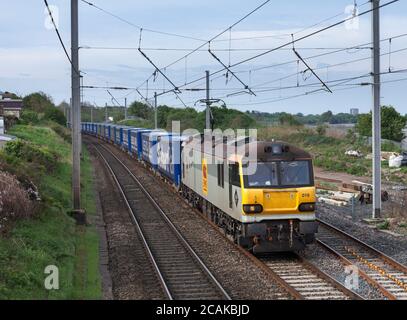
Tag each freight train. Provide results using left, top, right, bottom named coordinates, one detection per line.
left=81, top=122, right=318, bottom=253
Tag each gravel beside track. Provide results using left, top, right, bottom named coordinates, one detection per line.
left=87, top=139, right=165, bottom=300
left=317, top=203, right=407, bottom=265
left=316, top=220, right=407, bottom=300
left=303, top=243, right=387, bottom=299
left=97, top=138, right=293, bottom=300
left=92, top=142, right=229, bottom=300
left=260, top=254, right=358, bottom=300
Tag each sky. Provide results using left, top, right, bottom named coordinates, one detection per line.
left=1, top=0, right=407, bottom=115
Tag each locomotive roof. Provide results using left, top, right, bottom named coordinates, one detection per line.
left=183, top=134, right=312, bottom=161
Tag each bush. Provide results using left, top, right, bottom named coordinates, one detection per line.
left=316, top=124, right=327, bottom=136
left=19, top=110, right=40, bottom=125
left=49, top=123, right=71, bottom=143
left=0, top=171, right=35, bottom=234
left=381, top=141, right=401, bottom=153
left=44, top=107, right=67, bottom=126
left=4, top=140, right=59, bottom=172
left=345, top=129, right=357, bottom=143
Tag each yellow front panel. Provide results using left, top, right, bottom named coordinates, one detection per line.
left=264, top=190, right=298, bottom=211
left=241, top=187, right=316, bottom=215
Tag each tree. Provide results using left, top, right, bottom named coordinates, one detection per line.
left=166, top=107, right=199, bottom=132
left=157, top=105, right=173, bottom=128
left=44, top=107, right=67, bottom=126
left=128, top=101, right=153, bottom=120
left=23, top=92, right=55, bottom=113
left=278, top=113, right=302, bottom=126
left=320, top=110, right=333, bottom=123
left=356, top=106, right=406, bottom=142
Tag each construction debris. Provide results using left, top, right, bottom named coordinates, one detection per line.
left=345, top=150, right=363, bottom=158
left=389, top=154, right=404, bottom=168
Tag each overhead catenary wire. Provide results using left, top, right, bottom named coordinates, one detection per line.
left=44, top=0, right=81, bottom=76
left=236, top=32, right=407, bottom=75
left=135, top=0, right=272, bottom=91
left=151, top=0, right=400, bottom=98
left=78, top=0, right=402, bottom=111
left=82, top=0, right=400, bottom=107
left=208, top=48, right=256, bottom=96
left=79, top=46, right=373, bottom=51
left=81, top=47, right=407, bottom=95
left=132, top=0, right=371, bottom=92
left=222, top=1, right=400, bottom=72
left=292, top=47, right=332, bottom=93
left=80, top=0, right=207, bottom=42
left=150, top=68, right=407, bottom=109
left=212, top=1, right=370, bottom=43
left=250, top=45, right=407, bottom=89
left=107, top=90, right=122, bottom=106
left=230, top=68, right=407, bottom=106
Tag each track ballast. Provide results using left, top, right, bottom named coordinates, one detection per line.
left=92, top=141, right=231, bottom=300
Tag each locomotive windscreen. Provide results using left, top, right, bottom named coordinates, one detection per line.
left=243, top=160, right=312, bottom=188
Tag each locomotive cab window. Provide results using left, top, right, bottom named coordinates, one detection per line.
left=229, top=163, right=240, bottom=187
left=280, top=161, right=311, bottom=186
left=217, top=163, right=224, bottom=188
left=244, top=162, right=278, bottom=187
left=243, top=160, right=312, bottom=188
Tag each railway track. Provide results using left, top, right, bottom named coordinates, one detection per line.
left=92, top=141, right=231, bottom=300
left=317, top=219, right=407, bottom=300
left=88, top=138, right=366, bottom=300
left=259, top=254, right=361, bottom=300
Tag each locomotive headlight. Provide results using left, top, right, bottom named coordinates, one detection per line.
left=299, top=203, right=316, bottom=212
left=243, top=204, right=263, bottom=214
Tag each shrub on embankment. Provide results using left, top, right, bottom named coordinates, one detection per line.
left=0, top=124, right=101, bottom=299
left=0, top=171, right=35, bottom=235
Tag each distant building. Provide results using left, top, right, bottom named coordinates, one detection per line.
left=0, top=92, right=23, bottom=119
left=0, top=116, right=4, bottom=135
left=350, top=108, right=359, bottom=116
left=0, top=116, right=17, bottom=149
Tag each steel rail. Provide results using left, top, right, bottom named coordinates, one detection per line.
left=259, top=253, right=362, bottom=300
left=84, top=135, right=363, bottom=300
left=93, top=140, right=231, bottom=300
left=317, top=218, right=407, bottom=299
left=91, top=142, right=173, bottom=300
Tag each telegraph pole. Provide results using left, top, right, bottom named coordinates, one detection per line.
left=124, top=97, right=127, bottom=120
left=372, top=0, right=381, bottom=219
left=71, top=0, right=85, bottom=223
left=90, top=103, right=93, bottom=122
left=105, top=102, right=108, bottom=122
left=154, top=92, right=158, bottom=129
left=205, top=70, right=210, bottom=130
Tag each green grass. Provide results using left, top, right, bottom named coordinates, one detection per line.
left=0, top=124, right=101, bottom=299
left=259, top=126, right=407, bottom=182
left=377, top=220, right=390, bottom=230
left=72, top=146, right=101, bottom=299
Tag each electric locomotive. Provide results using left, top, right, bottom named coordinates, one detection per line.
left=181, top=135, right=317, bottom=253
left=81, top=123, right=318, bottom=253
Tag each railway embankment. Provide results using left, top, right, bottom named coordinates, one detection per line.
left=0, top=123, right=101, bottom=299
